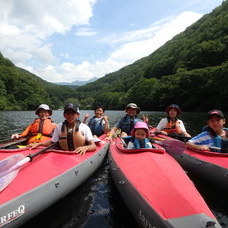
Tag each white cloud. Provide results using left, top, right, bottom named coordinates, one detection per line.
left=30, top=11, right=202, bottom=83
left=0, top=0, right=96, bottom=65
left=0, top=0, right=202, bottom=83
left=75, top=27, right=98, bottom=36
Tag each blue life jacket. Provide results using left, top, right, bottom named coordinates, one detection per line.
left=132, top=138, right=151, bottom=149
left=118, top=115, right=141, bottom=135
left=203, top=126, right=228, bottom=148
left=88, top=117, right=104, bottom=137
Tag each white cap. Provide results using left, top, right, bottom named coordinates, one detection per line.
left=35, top=104, right=52, bottom=116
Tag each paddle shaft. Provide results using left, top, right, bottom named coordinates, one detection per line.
left=28, top=142, right=58, bottom=160
left=0, top=143, right=58, bottom=179
left=0, top=136, right=26, bottom=143
left=0, top=137, right=28, bottom=149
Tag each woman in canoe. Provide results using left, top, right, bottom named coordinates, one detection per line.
left=186, top=109, right=228, bottom=152
left=156, top=104, right=191, bottom=138
left=29, top=104, right=96, bottom=156
left=11, top=104, right=57, bottom=144
left=83, top=105, right=110, bottom=137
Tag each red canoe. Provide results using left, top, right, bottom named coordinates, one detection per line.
left=152, top=133, right=228, bottom=193
left=0, top=135, right=109, bottom=228
left=108, top=137, right=221, bottom=228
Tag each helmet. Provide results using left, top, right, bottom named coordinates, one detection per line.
left=125, top=103, right=140, bottom=114
left=35, top=104, right=52, bottom=116
left=131, top=122, right=149, bottom=137
left=165, top=104, right=181, bottom=115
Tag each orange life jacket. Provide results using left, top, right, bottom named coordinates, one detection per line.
left=58, top=120, right=86, bottom=151
left=163, top=119, right=182, bottom=134
left=22, top=118, right=56, bottom=144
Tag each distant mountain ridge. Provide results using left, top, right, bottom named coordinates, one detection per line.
left=55, top=77, right=98, bottom=86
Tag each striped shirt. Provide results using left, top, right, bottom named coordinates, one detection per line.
left=189, top=131, right=215, bottom=146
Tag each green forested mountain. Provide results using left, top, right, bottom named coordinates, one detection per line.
left=0, top=55, right=80, bottom=110
left=0, top=0, right=228, bottom=111
left=75, top=0, right=228, bottom=111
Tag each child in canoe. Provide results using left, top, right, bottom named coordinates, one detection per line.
left=11, top=104, right=57, bottom=144
left=83, top=106, right=110, bottom=137
left=107, top=103, right=148, bottom=140
left=156, top=104, right=191, bottom=138
left=127, top=122, right=152, bottom=149
left=186, top=109, right=228, bottom=152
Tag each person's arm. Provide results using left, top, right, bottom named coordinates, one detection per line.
left=75, top=140, right=96, bottom=156
left=82, top=114, right=90, bottom=124
left=11, top=124, right=32, bottom=139
left=186, top=141, right=210, bottom=151
left=28, top=139, right=53, bottom=150
left=156, top=118, right=169, bottom=135
left=106, top=127, right=118, bottom=141
left=103, top=116, right=110, bottom=134
left=179, top=120, right=191, bottom=137
left=142, top=114, right=149, bottom=124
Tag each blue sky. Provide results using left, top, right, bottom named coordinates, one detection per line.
left=0, top=0, right=225, bottom=83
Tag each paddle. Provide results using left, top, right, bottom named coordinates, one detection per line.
left=208, top=146, right=228, bottom=153
left=0, top=137, right=29, bottom=149
left=0, top=142, right=58, bottom=192
left=150, top=139, right=186, bottom=155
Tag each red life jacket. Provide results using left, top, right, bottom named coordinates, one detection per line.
left=27, top=118, right=56, bottom=143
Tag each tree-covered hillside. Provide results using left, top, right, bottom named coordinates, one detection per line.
left=75, top=0, right=228, bottom=111
left=0, top=53, right=80, bottom=110
left=0, top=0, right=227, bottom=111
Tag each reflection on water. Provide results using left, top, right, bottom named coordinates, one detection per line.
left=0, top=110, right=228, bottom=227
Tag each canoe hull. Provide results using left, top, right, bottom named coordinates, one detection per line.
left=109, top=137, right=220, bottom=228
left=173, top=152, right=228, bottom=192
left=0, top=137, right=109, bottom=228
left=153, top=133, right=228, bottom=192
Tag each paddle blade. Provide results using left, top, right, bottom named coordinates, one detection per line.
left=0, top=170, right=19, bottom=192
left=156, top=139, right=185, bottom=155
left=0, top=154, right=25, bottom=192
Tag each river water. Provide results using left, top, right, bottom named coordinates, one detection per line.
left=0, top=110, right=228, bottom=228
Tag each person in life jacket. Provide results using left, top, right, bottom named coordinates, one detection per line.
left=186, top=110, right=228, bottom=152
left=83, top=106, right=109, bottom=137
left=127, top=122, right=152, bottom=149
left=29, top=104, right=96, bottom=156
left=106, top=103, right=147, bottom=140
left=11, top=104, right=57, bottom=144
left=156, top=104, right=191, bottom=138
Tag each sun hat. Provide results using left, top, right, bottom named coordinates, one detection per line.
left=64, top=103, right=80, bottom=114
left=207, top=110, right=224, bottom=119
left=125, top=103, right=141, bottom=114
left=35, top=104, right=52, bottom=116
left=131, top=122, right=149, bottom=137
left=165, top=104, right=181, bottom=114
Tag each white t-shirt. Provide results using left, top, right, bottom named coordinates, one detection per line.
left=51, top=122, right=94, bottom=143
left=156, top=118, right=187, bottom=133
